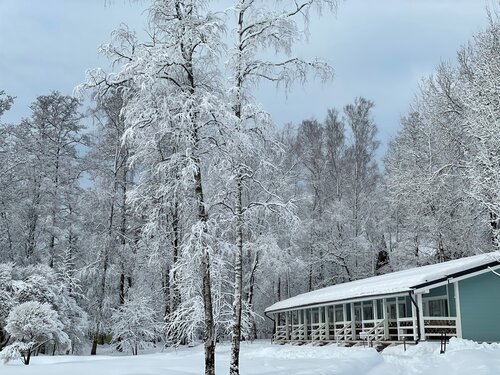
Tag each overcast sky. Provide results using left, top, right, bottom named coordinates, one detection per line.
left=0, top=0, right=494, bottom=155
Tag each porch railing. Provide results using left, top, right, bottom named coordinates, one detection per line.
left=311, top=323, right=327, bottom=342
left=335, top=321, right=353, bottom=343
left=290, top=324, right=306, bottom=342
left=362, top=319, right=385, bottom=342
left=423, top=317, right=457, bottom=338
left=273, top=325, right=287, bottom=343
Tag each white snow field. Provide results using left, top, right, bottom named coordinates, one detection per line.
left=2, top=339, right=500, bottom=375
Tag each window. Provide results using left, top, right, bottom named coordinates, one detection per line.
left=362, top=302, right=374, bottom=320
left=398, top=302, right=407, bottom=318
left=354, top=303, right=362, bottom=321
left=423, top=298, right=448, bottom=317
left=335, top=306, right=344, bottom=322
left=328, top=306, right=334, bottom=322
left=386, top=301, right=408, bottom=319
left=311, top=308, right=319, bottom=323
left=387, top=303, right=397, bottom=319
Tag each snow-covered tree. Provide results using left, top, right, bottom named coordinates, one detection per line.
left=384, top=61, right=492, bottom=266
left=0, top=263, right=87, bottom=354
left=460, top=14, right=500, bottom=246
left=1, top=92, right=85, bottom=266
left=110, top=296, right=160, bottom=355
left=2, top=301, right=70, bottom=365
left=0, top=92, right=17, bottom=264
left=225, top=1, right=335, bottom=372
left=79, top=2, right=229, bottom=372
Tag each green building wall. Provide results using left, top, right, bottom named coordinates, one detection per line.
left=459, top=271, right=500, bottom=342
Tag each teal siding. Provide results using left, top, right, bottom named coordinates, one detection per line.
left=427, top=285, right=447, bottom=297
left=459, top=271, right=500, bottom=342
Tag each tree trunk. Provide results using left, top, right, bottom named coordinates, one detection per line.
left=246, top=252, right=259, bottom=341
left=0, top=331, right=9, bottom=351
left=170, top=199, right=181, bottom=314
left=90, top=335, right=98, bottom=356
left=24, top=348, right=31, bottom=365
left=230, top=178, right=243, bottom=375
left=194, top=160, right=215, bottom=375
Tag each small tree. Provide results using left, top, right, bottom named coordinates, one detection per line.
left=110, top=297, right=160, bottom=355
left=1, top=301, right=69, bottom=365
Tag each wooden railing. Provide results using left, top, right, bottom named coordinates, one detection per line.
left=273, top=313, right=456, bottom=345
left=290, top=324, right=306, bottom=342
left=397, top=317, right=417, bottom=340
left=311, top=323, right=327, bottom=342
left=273, top=325, right=287, bottom=343
left=335, top=321, right=353, bottom=342
left=362, top=319, right=385, bottom=342
left=423, top=317, right=457, bottom=338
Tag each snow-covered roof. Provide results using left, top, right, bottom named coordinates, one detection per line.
left=265, top=252, right=500, bottom=313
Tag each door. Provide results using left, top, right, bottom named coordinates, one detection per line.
left=387, top=302, right=397, bottom=320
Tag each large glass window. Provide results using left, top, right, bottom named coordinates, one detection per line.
left=335, top=305, right=344, bottom=322
left=376, top=300, right=383, bottom=319
left=387, top=303, right=397, bottom=319
left=362, top=301, right=374, bottom=320
left=423, top=299, right=448, bottom=317
left=311, top=308, right=319, bottom=323
left=354, top=303, right=362, bottom=321
left=328, top=306, right=334, bottom=322
left=398, top=302, right=407, bottom=318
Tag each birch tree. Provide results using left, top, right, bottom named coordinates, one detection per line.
left=226, top=1, right=335, bottom=373
left=79, top=1, right=227, bottom=372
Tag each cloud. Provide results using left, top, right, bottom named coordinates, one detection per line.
left=0, top=0, right=491, bottom=156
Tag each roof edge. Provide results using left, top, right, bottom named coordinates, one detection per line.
left=265, top=257, right=500, bottom=314
left=411, top=259, right=500, bottom=290
left=265, top=289, right=412, bottom=314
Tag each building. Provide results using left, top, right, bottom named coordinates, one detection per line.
left=265, top=252, right=500, bottom=345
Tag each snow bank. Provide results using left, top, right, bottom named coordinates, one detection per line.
left=376, top=338, right=500, bottom=375
left=1, top=339, right=500, bottom=375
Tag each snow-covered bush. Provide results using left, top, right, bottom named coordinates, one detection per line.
left=110, top=297, right=160, bottom=355
left=13, top=265, right=58, bottom=305
left=0, top=342, right=31, bottom=364
left=0, top=263, right=88, bottom=354
left=3, top=301, right=70, bottom=364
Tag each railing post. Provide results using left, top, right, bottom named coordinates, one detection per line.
left=298, top=309, right=303, bottom=342
left=325, top=306, right=330, bottom=342
left=382, top=298, right=389, bottom=340
left=416, top=294, right=426, bottom=340
left=285, top=311, right=290, bottom=342
left=440, top=332, right=447, bottom=354
left=304, top=309, right=308, bottom=341
left=411, top=295, right=418, bottom=341
left=454, top=282, right=463, bottom=339
left=396, top=297, right=401, bottom=340
left=350, top=304, right=356, bottom=341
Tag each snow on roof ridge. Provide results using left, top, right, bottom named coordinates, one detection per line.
left=265, top=251, right=500, bottom=313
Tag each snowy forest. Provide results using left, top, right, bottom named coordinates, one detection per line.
left=0, top=1, right=499, bottom=375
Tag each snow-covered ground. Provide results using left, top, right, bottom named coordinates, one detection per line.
left=2, top=338, right=500, bottom=375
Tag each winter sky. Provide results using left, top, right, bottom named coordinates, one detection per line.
left=0, top=0, right=494, bottom=155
